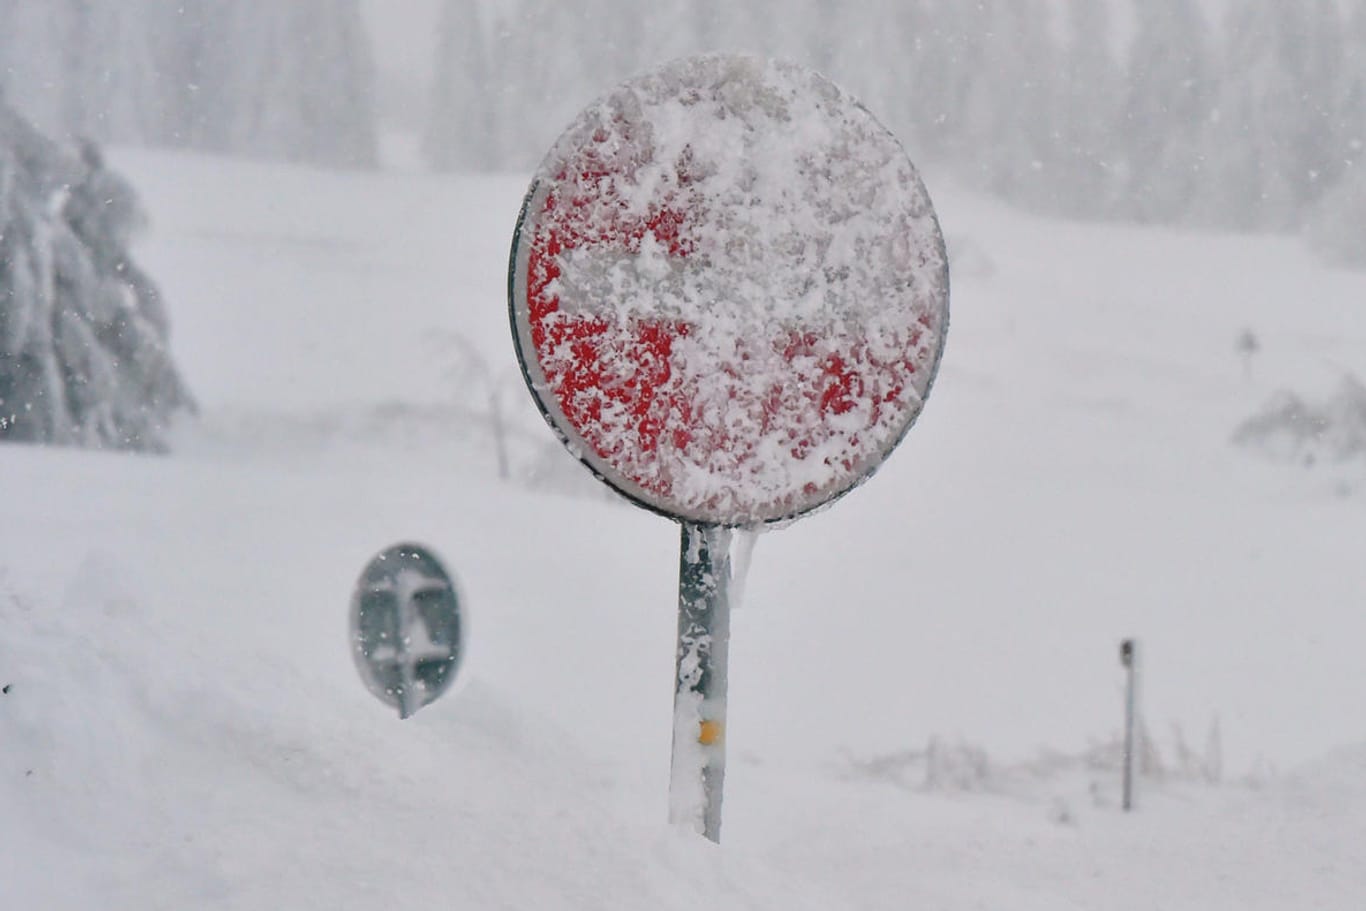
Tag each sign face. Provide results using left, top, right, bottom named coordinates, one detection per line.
left=350, top=543, right=463, bottom=719
left=510, top=55, right=949, bottom=526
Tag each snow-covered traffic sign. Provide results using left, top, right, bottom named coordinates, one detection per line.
left=509, top=55, right=948, bottom=527
left=350, top=543, right=464, bottom=720
left=508, top=54, right=949, bottom=842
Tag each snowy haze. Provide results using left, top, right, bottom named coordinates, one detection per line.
left=2, top=143, right=1365, bottom=910
left=358, top=0, right=1227, bottom=122
left=1, top=3, right=1365, bottom=908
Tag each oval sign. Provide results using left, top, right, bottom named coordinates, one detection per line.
left=510, top=55, right=949, bottom=526
left=349, top=543, right=464, bottom=719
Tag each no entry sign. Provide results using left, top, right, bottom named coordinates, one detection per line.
left=509, top=55, right=948, bottom=527
left=509, top=54, right=949, bottom=842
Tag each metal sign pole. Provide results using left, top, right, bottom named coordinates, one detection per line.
left=1121, top=638, right=1137, bottom=812
left=507, top=56, right=950, bottom=845
left=670, top=522, right=733, bottom=842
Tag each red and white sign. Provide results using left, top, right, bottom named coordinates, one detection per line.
left=510, top=56, right=949, bottom=525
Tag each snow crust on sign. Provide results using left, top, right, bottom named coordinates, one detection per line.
left=513, top=54, right=948, bottom=525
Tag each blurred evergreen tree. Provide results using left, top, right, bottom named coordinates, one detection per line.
left=1051, top=0, right=1123, bottom=218
left=1200, top=4, right=1344, bottom=230
left=1119, top=0, right=1213, bottom=224
left=0, top=102, right=193, bottom=450
left=0, top=0, right=378, bottom=168
left=425, top=0, right=496, bottom=171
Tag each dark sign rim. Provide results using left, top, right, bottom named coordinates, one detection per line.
left=506, top=61, right=951, bottom=528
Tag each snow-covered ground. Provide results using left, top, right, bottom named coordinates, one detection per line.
left=2, top=146, right=1364, bottom=909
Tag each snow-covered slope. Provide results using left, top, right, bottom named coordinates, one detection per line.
left=2, top=147, right=1364, bottom=909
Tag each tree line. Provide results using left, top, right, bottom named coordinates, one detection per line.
left=1, top=1, right=1363, bottom=262
left=0, top=0, right=376, bottom=168
left=427, top=0, right=1366, bottom=263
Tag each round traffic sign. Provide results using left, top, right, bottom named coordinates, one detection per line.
left=510, top=55, right=949, bottom=526
left=350, top=543, right=464, bottom=719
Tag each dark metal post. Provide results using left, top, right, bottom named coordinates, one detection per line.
left=669, top=521, right=733, bottom=842
left=488, top=387, right=510, bottom=481
left=1120, top=638, right=1137, bottom=812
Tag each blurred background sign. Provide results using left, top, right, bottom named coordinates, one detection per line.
left=350, top=543, right=464, bottom=719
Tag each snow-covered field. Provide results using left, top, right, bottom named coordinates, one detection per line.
left=3, top=146, right=1365, bottom=909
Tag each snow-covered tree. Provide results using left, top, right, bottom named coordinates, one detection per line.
left=689, top=0, right=728, bottom=52
left=956, top=0, right=1055, bottom=204
left=903, top=0, right=980, bottom=160
left=1301, top=0, right=1350, bottom=196
left=1326, top=0, right=1366, bottom=183
left=0, top=103, right=192, bottom=450
left=1050, top=0, right=1124, bottom=217
left=802, top=0, right=843, bottom=75
left=480, top=1, right=575, bottom=171
left=1307, top=0, right=1366, bottom=266
left=0, top=0, right=76, bottom=137
left=192, top=0, right=377, bottom=167
left=839, top=0, right=925, bottom=147
left=732, top=0, right=806, bottom=62
left=1119, top=0, right=1213, bottom=223
left=64, top=0, right=169, bottom=145
left=1, top=0, right=378, bottom=167
left=1307, top=163, right=1366, bottom=266
left=425, top=0, right=497, bottom=171
left=1199, top=4, right=1343, bottom=230
left=404, top=0, right=1365, bottom=263
left=522, top=0, right=606, bottom=119
left=1347, top=1, right=1366, bottom=153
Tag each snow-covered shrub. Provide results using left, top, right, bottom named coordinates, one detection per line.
left=838, top=739, right=995, bottom=793
left=1231, top=390, right=1325, bottom=463
left=924, top=738, right=993, bottom=791
left=522, top=437, right=627, bottom=505
left=1317, top=377, right=1366, bottom=461
left=0, top=104, right=192, bottom=451
left=944, top=233, right=996, bottom=279
left=1232, top=375, right=1366, bottom=465
left=841, top=717, right=1227, bottom=800
left=432, top=331, right=522, bottom=481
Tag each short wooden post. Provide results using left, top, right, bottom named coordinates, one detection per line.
left=1120, top=638, right=1138, bottom=812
